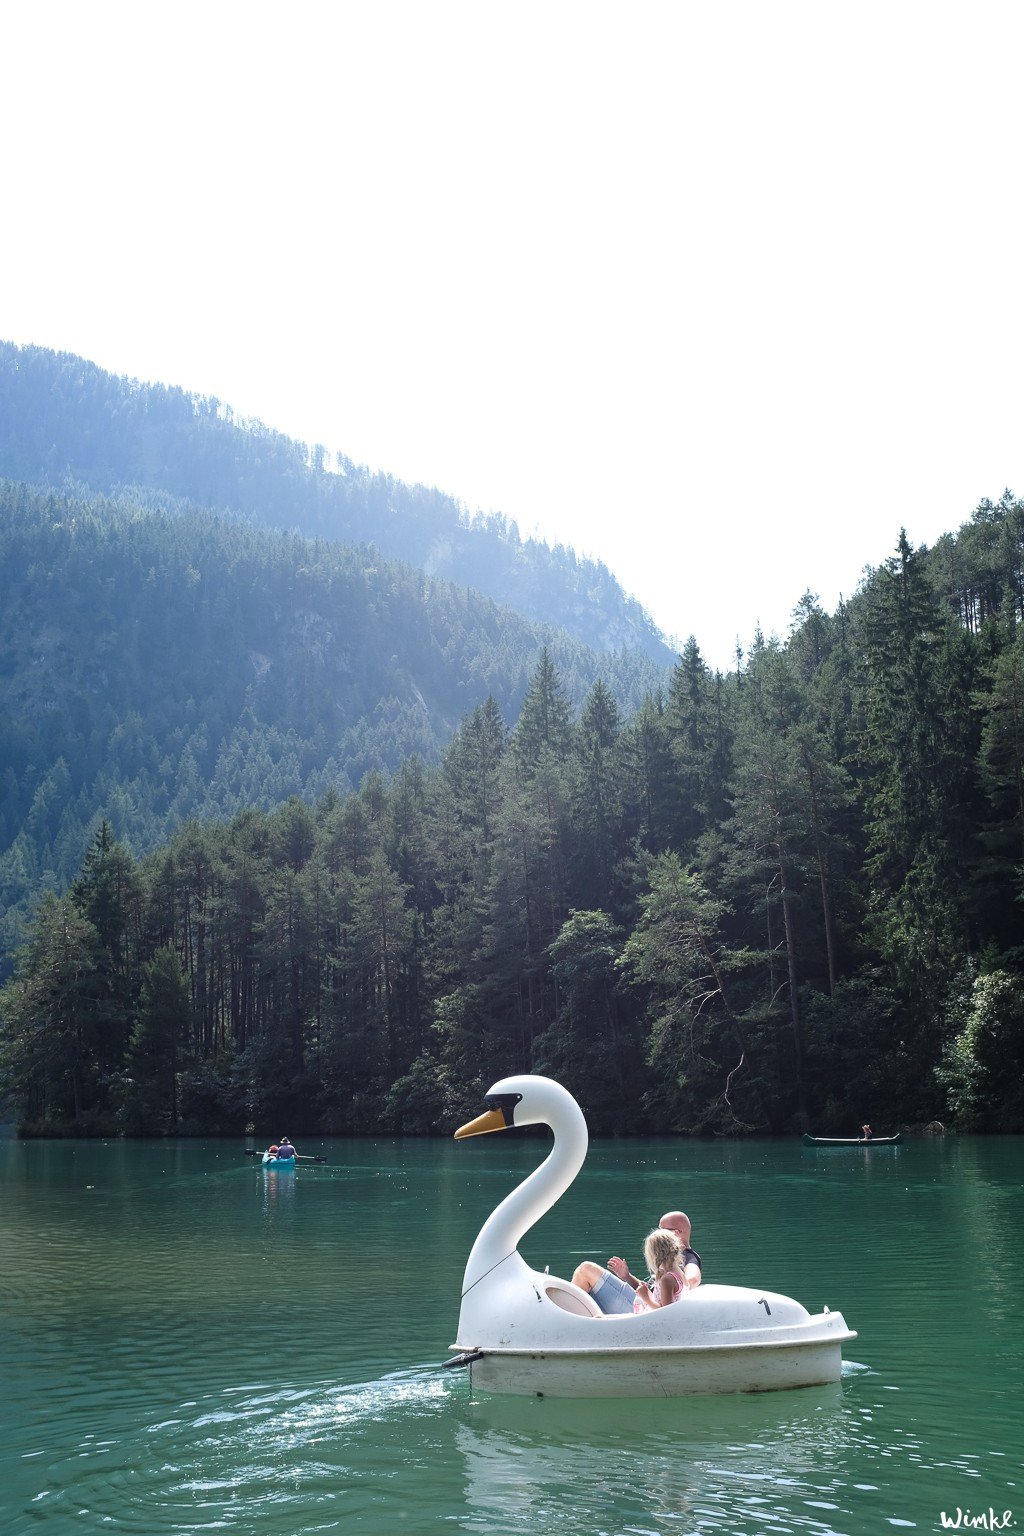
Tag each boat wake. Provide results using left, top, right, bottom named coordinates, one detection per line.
left=11, top=1366, right=458, bottom=1535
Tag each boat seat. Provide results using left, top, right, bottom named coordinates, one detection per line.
left=544, top=1281, right=603, bottom=1317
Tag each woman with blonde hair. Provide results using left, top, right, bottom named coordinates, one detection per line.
left=633, top=1228, right=686, bottom=1312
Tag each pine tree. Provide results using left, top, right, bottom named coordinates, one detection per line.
left=618, top=692, right=675, bottom=853
left=512, top=648, right=573, bottom=771
left=858, top=532, right=969, bottom=1020
left=536, top=909, right=642, bottom=1131
left=570, top=680, right=623, bottom=910
left=0, top=894, right=101, bottom=1129
left=665, top=638, right=732, bottom=853
left=724, top=645, right=810, bottom=1124
left=977, top=622, right=1024, bottom=860
left=126, top=944, right=192, bottom=1132
left=70, top=821, right=143, bottom=1084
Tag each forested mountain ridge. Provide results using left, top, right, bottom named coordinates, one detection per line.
left=0, top=481, right=664, bottom=963
left=4, top=493, right=1024, bottom=1140
left=0, top=341, right=675, bottom=665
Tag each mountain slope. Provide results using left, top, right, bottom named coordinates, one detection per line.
left=0, top=480, right=665, bottom=961
left=0, top=341, right=675, bottom=665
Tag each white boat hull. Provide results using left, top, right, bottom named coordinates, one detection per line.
left=453, top=1259, right=856, bottom=1398
left=450, top=1077, right=857, bottom=1400
left=466, top=1335, right=848, bottom=1397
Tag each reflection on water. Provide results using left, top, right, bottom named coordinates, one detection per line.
left=455, top=1385, right=855, bottom=1536
left=1, top=1135, right=1022, bottom=1535
left=12, top=1367, right=869, bottom=1536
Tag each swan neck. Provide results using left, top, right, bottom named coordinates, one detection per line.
left=462, top=1099, right=587, bottom=1292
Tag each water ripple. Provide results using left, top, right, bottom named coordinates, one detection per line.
left=3, top=1134, right=1022, bottom=1535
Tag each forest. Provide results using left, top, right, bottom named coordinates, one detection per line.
left=4, top=492, right=1024, bottom=1138
left=0, top=340, right=673, bottom=664
left=0, top=481, right=661, bottom=963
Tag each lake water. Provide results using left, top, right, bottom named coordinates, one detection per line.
left=1, top=1130, right=1021, bottom=1535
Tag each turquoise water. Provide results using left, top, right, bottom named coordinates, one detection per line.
left=1, top=1131, right=1021, bottom=1534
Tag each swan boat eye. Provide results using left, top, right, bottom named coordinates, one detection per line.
left=483, top=1093, right=522, bottom=1127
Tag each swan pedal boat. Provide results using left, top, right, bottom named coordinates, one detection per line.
left=448, top=1074, right=856, bottom=1398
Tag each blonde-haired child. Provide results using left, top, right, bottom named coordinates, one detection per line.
left=633, top=1228, right=685, bottom=1312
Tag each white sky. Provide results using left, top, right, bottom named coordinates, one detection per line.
left=2, top=1, right=1023, bottom=669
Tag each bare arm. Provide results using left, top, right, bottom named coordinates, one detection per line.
left=607, top=1256, right=640, bottom=1290
left=640, top=1273, right=683, bottom=1309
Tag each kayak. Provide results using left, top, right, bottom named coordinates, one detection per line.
left=261, top=1152, right=297, bottom=1168
left=802, top=1133, right=902, bottom=1146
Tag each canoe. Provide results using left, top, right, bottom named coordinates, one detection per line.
left=261, top=1153, right=297, bottom=1168
left=802, top=1133, right=901, bottom=1146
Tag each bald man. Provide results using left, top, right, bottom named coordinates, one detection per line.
left=571, top=1209, right=702, bottom=1315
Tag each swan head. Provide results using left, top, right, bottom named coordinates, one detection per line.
left=455, top=1073, right=586, bottom=1140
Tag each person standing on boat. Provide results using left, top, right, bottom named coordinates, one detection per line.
left=861, top=1124, right=873, bottom=1141
left=571, top=1210, right=701, bottom=1314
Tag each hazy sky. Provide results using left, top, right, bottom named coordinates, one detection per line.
left=3, top=1, right=1022, bottom=668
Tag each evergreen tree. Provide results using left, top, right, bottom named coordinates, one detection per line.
left=858, top=532, right=969, bottom=1032
left=724, top=644, right=811, bottom=1124
left=8, top=495, right=1024, bottom=1136
left=0, top=895, right=101, bottom=1129
left=569, top=680, right=623, bottom=910
left=664, top=637, right=732, bottom=853
left=536, top=909, right=642, bottom=1131
left=618, top=692, right=675, bottom=853
left=977, top=622, right=1024, bottom=865
left=512, top=648, right=573, bottom=771
left=788, top=720, right=854, bottom=996
left=124, top=944, right=192, bottom=1132
left=618, top=853, right=769, bottom=1132
left=69, top=822, right=143, bottom=1087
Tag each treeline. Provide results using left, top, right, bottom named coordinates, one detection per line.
left=0, top=341, right=673, bottom=664
left=0, top=481, right=662, bottom=964
left=4, top=501, right=1024, bottom=1137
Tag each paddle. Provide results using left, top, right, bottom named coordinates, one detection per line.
left=244, top=1149, right=328, bottom=1164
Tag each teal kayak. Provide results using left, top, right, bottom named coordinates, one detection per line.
left=261, top=1153, right=297, bottom=1168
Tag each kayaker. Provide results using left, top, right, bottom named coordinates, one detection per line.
left=277, top=1137, right=296, bottom=1159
